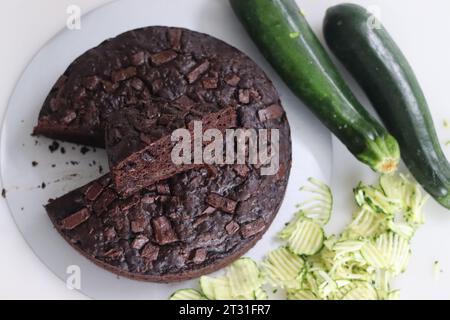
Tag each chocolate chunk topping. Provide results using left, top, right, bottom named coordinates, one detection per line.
left=61, top=208, right=90, bottom=230
left=92, top=189, right=117, bottom=213
left=225, top=74, right=241, bottom=86
left=206, top=193, right=237, bottom=214
left=84, top=182, right=104, bottom=201
left=192, top=248, right=207, bottom=264
left=187, top=61, right=210, bottom=84
left=156, top=183, right=171, bottom=195
left=149, top=50, right=177, bottom=65
left=233, top=164, right=250, bottom=177
left=168, top=28, right=182, bottom=51
left=111, top=67, right=137, bottom=82
left=104, top=248, right=123, bottom=260
left=131, top=217, right=147, bottom=233
left=62, top=111, right=77, bottom=124
left=141, top=243, right=159, bottom=261
left=103, top=227, right=117, bottom=242
left=130, top=78, right=144, bottom=91
left=108, top=107, right=237, bottom=197
left=131, top=234, right=150, bottom=250
left=225, top=221, right=240, bottom=235
left=130, top=51, right=146, bottom=66
left=240, top=218, right=266, bottom=239
left=120, top=195, right=140, bottom=211
left=258, top=104, right=284, bottom=122
left=152, top=216, right=178, bottom=245
left=238, top=89, right=250, bottom=104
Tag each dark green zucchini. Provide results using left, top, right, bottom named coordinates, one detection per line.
left=230, top=0, right=399, bottom=173
left=323, top=3, right=450, bottom=209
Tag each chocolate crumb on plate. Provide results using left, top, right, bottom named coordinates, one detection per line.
left=80, top=146, right=90, bottom=155
left=48, top=141, right=59, bottom=153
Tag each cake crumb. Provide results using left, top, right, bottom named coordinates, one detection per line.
left=80, top=146, right=90, bottom=155
left=1, top=189, right=6, bottom=198
left=60, top=147, right=66, bottom=154
left=41, top=182, right=46, bottom=189
left=434, top=260, right=443, bottom=280
left=32, top=161, right=38, bottom=167
left=49, top=141, right=60, bottom=153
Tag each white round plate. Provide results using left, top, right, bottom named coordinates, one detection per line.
left=0, top=0, right=331, bottom=299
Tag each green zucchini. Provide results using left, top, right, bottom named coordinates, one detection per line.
left=323, top=3, right=450, bottom=209
left=230, top=0, right=400, bottom=173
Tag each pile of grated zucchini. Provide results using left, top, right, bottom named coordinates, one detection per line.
left=170, top=174, right=428, bottom=300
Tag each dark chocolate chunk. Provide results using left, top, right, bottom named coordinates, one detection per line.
left=187, top=61, right=210, bottom=84
left=130, top=51, right=146, bottom=66
left=206, top=193, right=237, bottom=214
left=152, top=216, right=178, bottom=245
left=238, top=89, right=250, bottom=104
left=80, top=146, right=90, bottom=154
left=84, top=75, right=101, bottom=90
left=62, top=111, right=77, bottom=124
left=61, top=208, right=90, bottom=230
left=168, top=28, right=182, bottom=51
left=92, top=189, right=116, bottom=213
left=130, top=218, right=147, bottom=233
left=149, top=50, right=177, bottom=65
left=131, top=234, right=150, bottom=250
left=225, top=74, right=241, bottom=86
left=141, top=243, right=159, bottom=261
left=111, top=67, right=137, bottom=82
left=201, top=206, right=216, bottom=215
left=156, top=183, right=171, bottom=195
left=192, top=248, right=207, bottom=264
left=103, top=227, right=117, bottom=242
left=130, top=78, right=144, bottom=91
left=104, top=248, right=123, bottom=260
left=225, top=221, right=240, bottom=235
left=41, top=26, right=291, bottom=283
left=233, top=164, right=250, bottom=177
left=240, top=218, right=266, bottom=239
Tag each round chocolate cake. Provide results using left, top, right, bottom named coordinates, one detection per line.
left=40, top=26, right=292, bottom=282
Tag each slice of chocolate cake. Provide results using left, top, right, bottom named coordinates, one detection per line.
left=106, top=106, right=237, bottom=197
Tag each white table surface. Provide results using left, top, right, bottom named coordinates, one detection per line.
left=1, top=0, right=450, bottom=300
